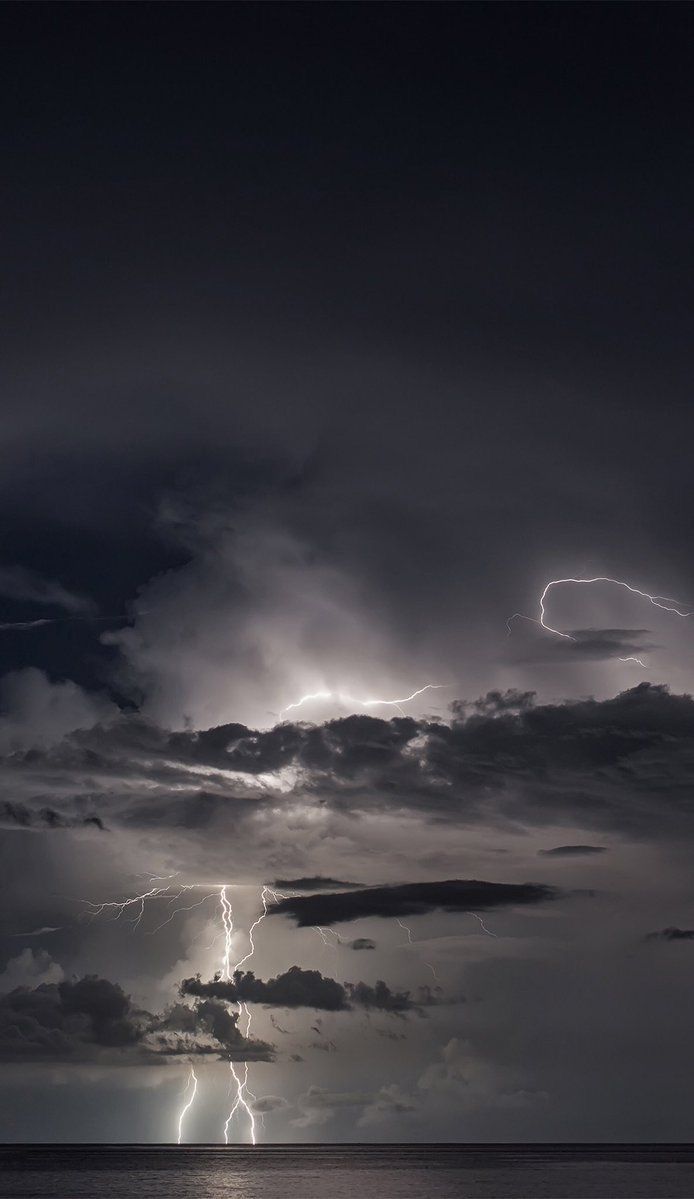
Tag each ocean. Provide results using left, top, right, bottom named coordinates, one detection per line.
left=2, top=1145, right=694, bottom=1199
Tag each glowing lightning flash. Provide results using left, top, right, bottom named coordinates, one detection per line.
left=279, top=683, right=444, bottom=720
left=507, top=576, right=693, bottom=668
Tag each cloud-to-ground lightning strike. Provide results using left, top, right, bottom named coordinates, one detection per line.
left=221, top=887, right=284, bottom=1147
left=279, top=683, right=445, bottom=720
left=177, top=1067, right=198, bottom=1145
left=507, top=576, right=694, bottom=667
left=83, top=878, right=267, bottom=1144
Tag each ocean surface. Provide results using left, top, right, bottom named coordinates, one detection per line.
left=2, top=1145, right=694, bottom=1199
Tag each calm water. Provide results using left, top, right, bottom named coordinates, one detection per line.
left=2, top=1145, right=694, bottom=1199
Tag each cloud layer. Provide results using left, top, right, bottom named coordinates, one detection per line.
left=4, top=683, right=694, bottom=848
left=268, top=881, right=556, bottom=928
left=181, top=967, right=418, bottom=1014
left=0, top=976, right=274, bottom=1065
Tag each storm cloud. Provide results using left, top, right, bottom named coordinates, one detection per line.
left=539, top=846, right=608, bottom=858
left=646, top=928, right=694, bottom=942
left=0, top=976, right=274, bottom=1065
left=268, top=880, right=557, bottom=928
left=180, top=967, right=418, bottom=1014
left=5, top=684, right=694, bottom=842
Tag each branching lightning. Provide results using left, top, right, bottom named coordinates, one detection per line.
left=86, top=876, right=492, bottom=1143
left=83, top=877, right=271, bottom=1144
left=221, top=887, right=282, bottom=1147
left=507, top=575, right=693, bottom=667
left=279, top=683, right=445, bottom=720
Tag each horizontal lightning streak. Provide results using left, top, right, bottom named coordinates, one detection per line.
left=279, top=683, right=445, bottom=720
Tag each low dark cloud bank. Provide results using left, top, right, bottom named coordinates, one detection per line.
left=0, top=802, right=104, bottom=832
left=646, top=928, right=694, bottom=942
left=181, top=966, right=417, bottom=1014
left=539, top=846, right=607, bottom=857
left=0, top=975, right=274, bottom=1064
left=268, top=880, right=556, bottom=928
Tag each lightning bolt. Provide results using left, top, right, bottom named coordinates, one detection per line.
left=176, top=1066, right=198, bottom=1145
left=87, top=878, right=456, bottom=1143
left=396, top=917, right=414, bottom=945
left=279, top=683, right=445, bottom=720
left=219, top=886, right=235, bottom=980
left=469, top=912, right=497, bottom=937
left=83, top=878, right=265, bottom=1143
left=83, top=884, right=182, bottom=929
left=222, top=887, right=283, bottom=1146
left=507, top=575, right=693, bottom=666
left=396, top=918, right=439, bottom=981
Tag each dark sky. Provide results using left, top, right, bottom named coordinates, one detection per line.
left=1, top=2, right=694, bottom=1143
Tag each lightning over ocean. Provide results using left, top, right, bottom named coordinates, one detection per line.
left=2, top=4, right=694, bottom=1194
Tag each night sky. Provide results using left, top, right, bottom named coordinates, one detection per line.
left=1, top=3, right=694, bottom=1142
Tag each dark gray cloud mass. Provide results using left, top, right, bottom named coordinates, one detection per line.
left=5, top=684, right=694, bottom=841
left=0, top=802, right=104, bottom=832
left=646, top=928, right=694, bottom=942
left=180, top=967, right=417, bottom=1014
left=538, top=846, right=608, bottom=858
left=0, top=976, right=274, bottom=1065
left=268, top=880, right=557, bottom=928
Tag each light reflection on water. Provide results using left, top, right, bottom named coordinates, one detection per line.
left=3, top=1145, right=694, bottom=1199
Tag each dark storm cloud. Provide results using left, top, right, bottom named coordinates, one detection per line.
left=538, top=846, right=607, bottom=857
left=7, top=683, right=694, bottom=838
left=0, top=976, right=143, bottom=1063
left=180, top=967, right=418, bottom=1014
left=349, top=938, right=377, bottom=951
left=646, top=928, right=694, bottom=942
left=268, top=880, right=556, bottom=928
left=467, top=691, right=537, bottom=715
left=0, top=801, right=104, bottom=832
left=182, top=968, right=347, bottom=1012
left=346, top=980, right=416, bottom=1014
left=273, top=877, right=362, bottom=891
left=0, top=975, right=273, bottom=1064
